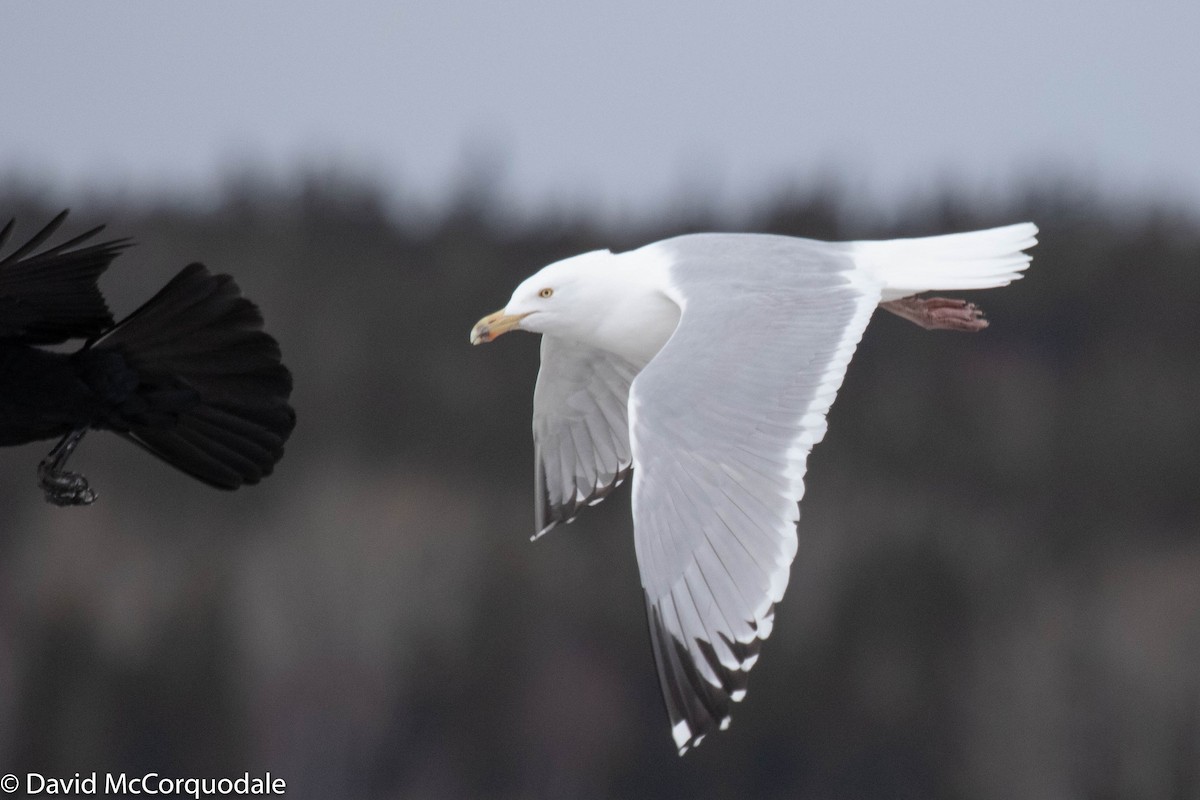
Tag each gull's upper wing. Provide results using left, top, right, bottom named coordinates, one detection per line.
left=0, top=210, right=128, bottom=343
left=532, top=335, right=640, bottom=538
left=627, top=234, right=882, bottom=753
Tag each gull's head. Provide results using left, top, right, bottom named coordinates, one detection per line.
left=470, top=249, right=617, bottom=345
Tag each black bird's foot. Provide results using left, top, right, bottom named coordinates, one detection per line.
left=37, top=428, right=96, bottom=506
left=38, top=464, right=98, bottom=506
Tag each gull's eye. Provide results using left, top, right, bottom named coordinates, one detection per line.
left=539, top=287, right=554, bottom=298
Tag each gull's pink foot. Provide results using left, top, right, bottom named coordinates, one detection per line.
left=880, top=296, right=989, bottom=332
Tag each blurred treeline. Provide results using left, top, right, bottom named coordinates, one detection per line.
left=0, top=173, right=1197, bottom=800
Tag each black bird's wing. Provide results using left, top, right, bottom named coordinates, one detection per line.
left=0, top=210, right=130, bottom=343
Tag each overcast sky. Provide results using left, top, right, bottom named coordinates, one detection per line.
left=3, top=0, right=1198, bottom=218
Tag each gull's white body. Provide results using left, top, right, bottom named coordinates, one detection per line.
left=475, top=223, right=1037, bottom=754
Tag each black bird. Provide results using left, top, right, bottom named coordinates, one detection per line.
left=0, top=211, right=296, bottom=505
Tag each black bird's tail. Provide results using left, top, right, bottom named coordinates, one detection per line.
left=90, top=263, right=296, bottom=489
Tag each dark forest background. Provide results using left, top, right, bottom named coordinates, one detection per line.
left=1, top=173, right=1198, bottom=799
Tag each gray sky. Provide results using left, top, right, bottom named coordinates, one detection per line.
left=3, top=0, right=1198, bottom=218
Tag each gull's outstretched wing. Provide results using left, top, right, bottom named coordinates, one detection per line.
left=532, top=335, right=640, bottom=538
left=0, top=210, right=129, bottom=343
left=627, top=234, right=882, bottom=753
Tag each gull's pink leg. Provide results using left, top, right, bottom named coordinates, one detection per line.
left=880, top=296, right=989, bottom=332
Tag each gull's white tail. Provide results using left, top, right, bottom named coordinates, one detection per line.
left=852, top=222, right=1038, bottom=301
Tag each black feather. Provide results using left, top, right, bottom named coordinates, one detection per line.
left=0, top=210, right=129, bottom=343
left=646, top=597, right=737, bottom=754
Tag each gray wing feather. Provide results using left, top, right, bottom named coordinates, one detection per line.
left=532, top=335, right=639, bottom=537
left=627, top=234, right=882, bottom=753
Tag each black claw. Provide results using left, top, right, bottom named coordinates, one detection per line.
left=43, top=486, right=98, bottom=506
left=39, top=469, right=98, bottom=506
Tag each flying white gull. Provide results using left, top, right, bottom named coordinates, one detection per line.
left=470, top=223, right=1038, bottom=754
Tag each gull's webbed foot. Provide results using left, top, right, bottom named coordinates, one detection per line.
left=880, top=296, right=989, bottom=332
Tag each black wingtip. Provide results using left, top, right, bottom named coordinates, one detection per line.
left=0, top=209, right=69, bottom=267
left=645, top=598, right=741, bottom=756
left=535, top=466, right=632, bottom=540
left=0, top=210, right=128, bottom=343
